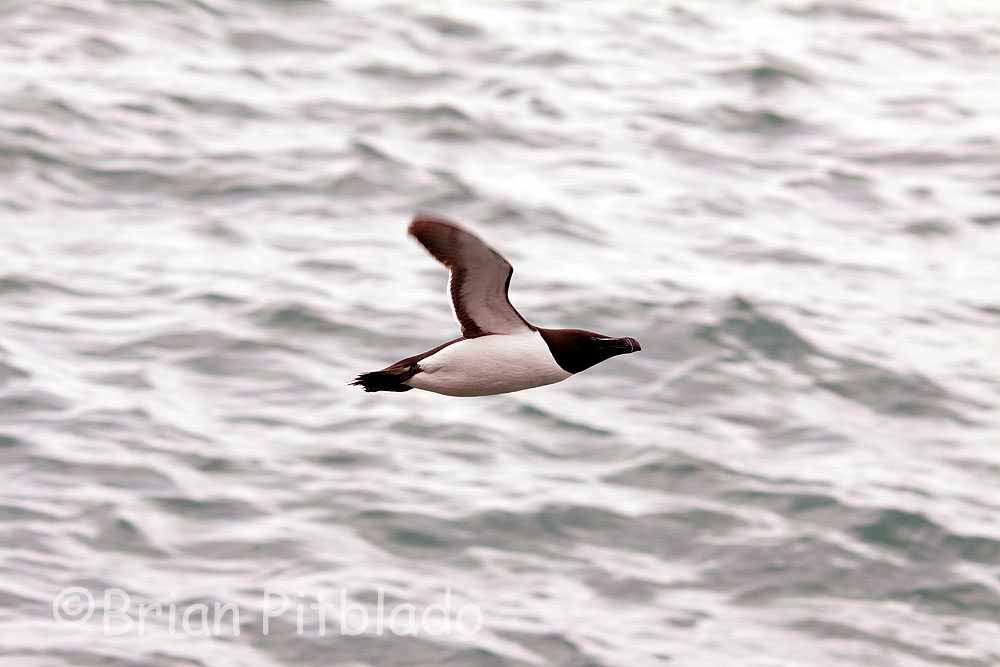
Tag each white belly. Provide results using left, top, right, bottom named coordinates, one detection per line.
left=406, top=332, right=571, bottom=396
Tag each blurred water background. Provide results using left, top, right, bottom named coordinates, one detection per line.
left=2, top=0, right=1000, bottom=665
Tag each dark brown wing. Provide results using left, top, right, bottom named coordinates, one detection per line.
left=408, top=214, right=534, bottom=338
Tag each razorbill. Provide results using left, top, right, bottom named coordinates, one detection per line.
left=351, top=214, right=641, bottom=396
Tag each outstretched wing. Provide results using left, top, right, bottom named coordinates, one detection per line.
left=408, top=214, right=534, bottom=338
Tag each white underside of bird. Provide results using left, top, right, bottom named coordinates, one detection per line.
left=405, top=331, right=571, bottom=397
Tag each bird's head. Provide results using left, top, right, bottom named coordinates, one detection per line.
left=538, top=328, right=641, bottom=374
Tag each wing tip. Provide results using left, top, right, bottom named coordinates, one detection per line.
left=409, top=212, right=464, bottom=236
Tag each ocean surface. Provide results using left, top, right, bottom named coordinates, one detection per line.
left=2, top=1, right=1000, bottom=665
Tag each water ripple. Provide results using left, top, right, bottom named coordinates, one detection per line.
left=2, top=1, right=998, bottom=665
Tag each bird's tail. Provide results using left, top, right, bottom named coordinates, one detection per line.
left=350, top=369, right=415, bottom=392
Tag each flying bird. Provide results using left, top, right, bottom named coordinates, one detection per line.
left=352, top=214, right=641, bottom=396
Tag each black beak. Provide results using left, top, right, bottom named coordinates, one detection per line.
left=602, top=336, right=641, bottom=354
